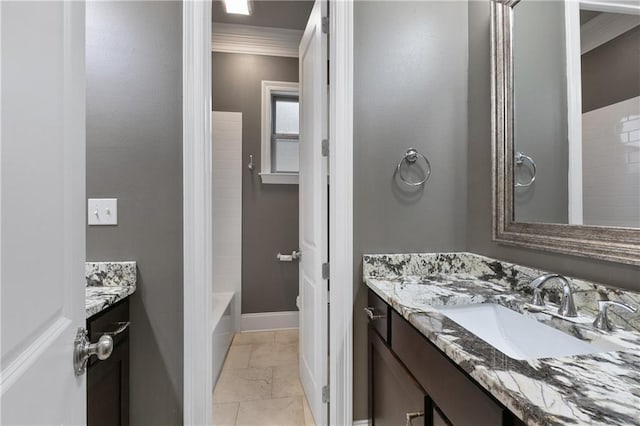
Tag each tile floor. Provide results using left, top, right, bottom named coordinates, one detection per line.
left=213, top=329, right=316, bottom=426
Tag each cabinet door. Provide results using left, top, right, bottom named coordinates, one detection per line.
left=87, top=300, right=130, bottom=426
left=87, top=339, right=129, bottom=426
left=87, top=338, right=130, bottom=426
left=369, top=326, right=426, bottom=426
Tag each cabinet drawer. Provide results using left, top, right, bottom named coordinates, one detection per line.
left=88, top=299, right=129, bottom=342
left=369, top=326, right=426, bottom=426
left=391, top=310, right=505, bottom=426
left=87, top=299, right=129, bottom=367
left=367, top=290, right=390, bottom=342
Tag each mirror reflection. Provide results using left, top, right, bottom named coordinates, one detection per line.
left=511, top=0, right=640, bottom=228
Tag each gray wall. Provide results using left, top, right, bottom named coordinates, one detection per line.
left=512, top=1, right=569, bottom=224
left=353, top=1, right=469, bottom=419
left=86, top=2, right=183, bottom=424
left=582, top=25, right=640, bottom=113
left=351, top=2, right=640, bottom=421
left=212, top=52, right=300, bottom=314
left=467, top=0, right=640, bottom=292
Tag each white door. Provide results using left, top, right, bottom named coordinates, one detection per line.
left=1, top=1, right=87, bottom=424
left=298, top=1, right=328, bottom=424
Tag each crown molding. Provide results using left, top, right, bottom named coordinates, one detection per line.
left=212, top=23, right=302, bottom=58
left=581, top=11, right=640, bottom=54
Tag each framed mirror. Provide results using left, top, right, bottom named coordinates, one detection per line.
left=491, top=0, right=640, bottom=265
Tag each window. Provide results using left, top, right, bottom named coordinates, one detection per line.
left=272, top=95, right=299, bottom=173
left=260, top=81, right=300, bottom=184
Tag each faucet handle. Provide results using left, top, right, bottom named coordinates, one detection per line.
left=530, top=274, right=556, bottom=306
left=593, top=300, right=637, bottom=331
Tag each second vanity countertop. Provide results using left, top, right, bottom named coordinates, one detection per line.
left=364, top=252, right=640, bottom=426
left=85, top=261, right=137, bottom=318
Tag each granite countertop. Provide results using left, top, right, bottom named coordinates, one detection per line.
left=85, top=261, right=137, bottom=318
left=363, top=252, right=640, bottom=426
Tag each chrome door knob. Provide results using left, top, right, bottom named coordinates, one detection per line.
left=74, top=328, right=114, bottom=376
left=93, top=334, right=114, bottom=360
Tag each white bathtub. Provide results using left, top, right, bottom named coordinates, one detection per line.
left=212, top=292, right=235, bottom=388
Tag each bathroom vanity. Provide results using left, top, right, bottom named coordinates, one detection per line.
left=368, top=290, right=522, bottom=426
left=365, top=253, right=640, bottom=425
left=85, top=262, right=137, bottom=426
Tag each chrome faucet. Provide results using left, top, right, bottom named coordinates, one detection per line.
left=529, top=274, right=578, bottom=317
left=592, top=300, right=637, bottom=331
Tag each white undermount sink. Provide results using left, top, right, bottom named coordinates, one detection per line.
left=438, top=303, right=617, bottom=360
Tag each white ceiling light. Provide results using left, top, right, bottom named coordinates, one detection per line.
left=223, top=0, right=252, bottom=16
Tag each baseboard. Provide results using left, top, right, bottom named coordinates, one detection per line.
left=240, top=311, right=299, bottom=331
left=353, top=420, right=370, bottom=426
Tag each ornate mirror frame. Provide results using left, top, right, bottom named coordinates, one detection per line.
left=491, top=0, right=640, bottom=266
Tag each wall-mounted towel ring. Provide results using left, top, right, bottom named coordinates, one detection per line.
left=514, top=151, right=536, bottom=187
left=397, top=148, right=431, bottom=187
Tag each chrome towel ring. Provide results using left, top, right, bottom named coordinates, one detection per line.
left=397, top=148, right=431, bottom=187
left=515, top=151, right=536, bottom=187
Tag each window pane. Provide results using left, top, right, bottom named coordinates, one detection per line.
left=274, top=138, right=299, bottom=172
left=275, top=99, right=299, bottom=135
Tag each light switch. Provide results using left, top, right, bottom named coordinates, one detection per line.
left=88, top=198, right=118, bottom=225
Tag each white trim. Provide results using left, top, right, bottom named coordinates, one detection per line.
left=580, top=10, right=640, bottom=54
left=260, top=80, right=300, bottom=184
left=240, top=311, right=299, bottom=331
left=212, top=23, right=303, bottom=58
left=0, top=3, right=3, bottom=419
left=580, top=0, right=640, bottom=15
left=565, top=0, right=584, bottom=225
left=183, top=2, right=213, bottom=425
left=259, top=172, right=299, bottom=184
left=353, top=421, right=371, bottom=426
left=329, top=1, right=354, bottom=425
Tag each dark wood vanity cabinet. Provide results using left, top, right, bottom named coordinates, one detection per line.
left=370, top=325, right=452, bottom=426
left=368, top=290, right=524, bottom=426
left=87, top=299, right=130, bottom=426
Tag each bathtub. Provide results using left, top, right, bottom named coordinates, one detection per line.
left=212, top=292, right=235, bottom=387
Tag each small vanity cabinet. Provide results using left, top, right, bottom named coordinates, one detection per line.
left=367, top=290, right=525, bottom=426
left=87, top=299, right=130, bottom=426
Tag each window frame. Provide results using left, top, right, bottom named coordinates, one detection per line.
left=260, top=80, right=300, bottom=184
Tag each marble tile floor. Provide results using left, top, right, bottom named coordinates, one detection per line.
left=213, top=329, right=316, bottom=426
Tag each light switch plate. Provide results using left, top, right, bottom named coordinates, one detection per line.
left=88, top=198, right=118, bottom=225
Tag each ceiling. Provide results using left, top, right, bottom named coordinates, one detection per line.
left=212, top=0, right=314, bottom=30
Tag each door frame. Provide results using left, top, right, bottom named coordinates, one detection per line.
left=182, top=1, right=354, bottom=424
left=328, top=0, right=354, bottom=424
left=182, top=1, right=213, bottom=425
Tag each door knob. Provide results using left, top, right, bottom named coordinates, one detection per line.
left=74, top=327, right=114, bottom=376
